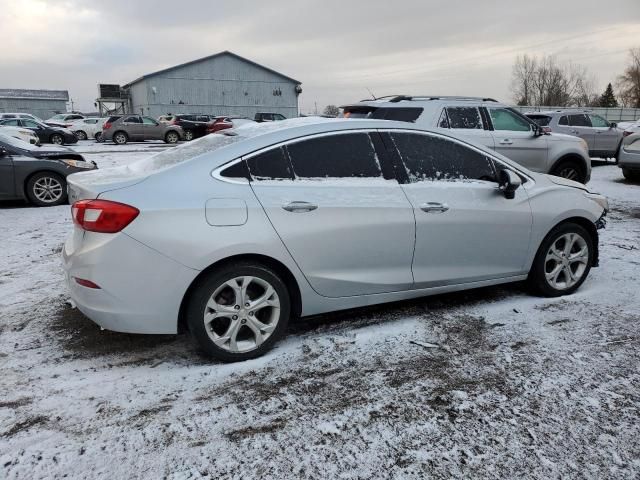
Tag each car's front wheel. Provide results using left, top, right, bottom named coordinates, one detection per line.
left=551, top=160, right=586, bottom=184
left=622, top=168, right=640, bottom=181
left=529, top=223, right=594, bottom=297
left=186, top=263, right=290, bottom=362
left=26, top=172, right=67, bottom=207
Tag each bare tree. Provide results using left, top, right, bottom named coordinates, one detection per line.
left=510, top=54, right=597, bottom=107
left=323, top=105, right=340, bottom=117
left=617, top=48, right=640, bottom=108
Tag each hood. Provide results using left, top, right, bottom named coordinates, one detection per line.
left=545, top=174, right=588, bottom=191
left=547, top=132, right=586, bottom=143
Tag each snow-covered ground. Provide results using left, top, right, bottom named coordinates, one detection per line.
left=1, top=146, right=639, bottom=479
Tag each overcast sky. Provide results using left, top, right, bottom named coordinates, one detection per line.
left=1, top=0, right=639, bottom=113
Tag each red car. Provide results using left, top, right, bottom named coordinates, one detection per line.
left=206, top=117, right=255, bottom=134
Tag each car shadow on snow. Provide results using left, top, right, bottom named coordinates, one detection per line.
left=50, top=282, right=526, bottom=365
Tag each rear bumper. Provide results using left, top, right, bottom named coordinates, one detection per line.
left=62, top=231, right=198, bottom=334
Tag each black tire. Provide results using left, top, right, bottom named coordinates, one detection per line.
left=550, top=160, right=587, bottom=184
left=165, top=131, right=180, bottom=144
left=528, top=222, right=594, bottom=297
left=95, top=132, right=103, bottom=143
left=113, top=131, right=128, bottom=145
left=75, top=130, right=87, bottom=140
left=186, top=262, right=291, bottom=362
left=25, top=172, right=67, bottom=207
left=50, top=133, right=64, bottom=145
left=622, top=168, right=640, bottom=181
left=183, top=129, right=194, bottom=141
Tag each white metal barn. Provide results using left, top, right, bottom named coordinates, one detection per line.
left=0, top=89, right=69, bottom=119
left=123, top=51, right=302, bottom=119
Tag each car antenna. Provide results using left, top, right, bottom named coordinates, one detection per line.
left=365, top=87, right=377, bottom=100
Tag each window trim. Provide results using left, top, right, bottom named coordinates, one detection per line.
left=443, top=106, right=486, bottom=131
left=212, top=129, right=391, bottom=185
left=377, top=128, right=534, bottom=185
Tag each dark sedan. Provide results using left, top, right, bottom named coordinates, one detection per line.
left=0, top=131, right=96, bottom=206
left=0, top=118, right=78, bottom=145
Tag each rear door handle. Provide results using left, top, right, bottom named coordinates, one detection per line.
left=420, top=202, right=449, bottom=213
left=499, top=139, right=513, bottom=145
left=282, top=201, right=318, bottom=213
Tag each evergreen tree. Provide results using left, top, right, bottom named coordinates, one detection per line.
left=598, top=83, right=619, bottom=107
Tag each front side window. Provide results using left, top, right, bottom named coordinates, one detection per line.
left=2, top=119, right=20, bottom=126
left=23, top=120, right=40, bottom=128
left=142, top=117, right=158, bottom=125
left=445, top=107, right=483, bottom=129
left=390, top=132, right=496, bottom=183
left=489, top=108, right=532, bottom=132
left=568, top=114, right=591, bottom=127
left=589, top=115, right=609, bottom=128
left=286, top=133, right=382, bottom=178
left=247, top=146, right=294, bottom=180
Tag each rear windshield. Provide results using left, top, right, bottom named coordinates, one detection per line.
left=526, top=115, right=552, bottom=126
left=368, top=107, right=423, bottom=122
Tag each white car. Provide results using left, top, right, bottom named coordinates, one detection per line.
left=0, top=112, right=44, bottom=122
left=69, top=118, right=106, bottom=141
left=617, top=121, right=640, bottom=138
left=0, top=125, right=40, bottom=145
left=45, top=113, right=85, bottom=127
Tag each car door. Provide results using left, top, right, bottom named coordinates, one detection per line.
left=121, top=115, right=143, bottom=140
left=589, top=114, right=620, bottom=155
left=437, top=106, right=495, bottom=150
left=486, top=107, right=548, bottom=172
left=0, top=147, right=15, bottom=198
left=567, top=114, right=595, bottom=151
left=384, top=130, right=533, bottom=288
left=141, top=116, right=162, bottom=140
left=247, top=131, right=416, bottom=297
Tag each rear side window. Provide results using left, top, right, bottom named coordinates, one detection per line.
left=558, top=116, right=568, bottom=126
left=123, top=116, right=141, bottom=123
left=286, top=133, right=382, bottom=178
left=247, top=146, right=294, bottom=180
left=369, top=107, right=423, bottom=123
left=527, top=115, right=552, bottom=126
left=2, top=119, right=20, bottom=126
left=445, top=107, right=483, bottom=129
left=390, top=132, right=496, bottom=183
left=568, top=114, right=591, bottom=127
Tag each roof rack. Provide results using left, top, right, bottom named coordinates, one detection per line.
left=387, top=95, right=498, bottom=103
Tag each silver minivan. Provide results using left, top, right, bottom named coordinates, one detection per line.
left=526, top=111, right=623, bottom=160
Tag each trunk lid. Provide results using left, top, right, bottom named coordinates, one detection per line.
left=66, top=165, right=148, bottom=202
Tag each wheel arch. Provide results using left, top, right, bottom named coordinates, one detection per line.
left=113, top=130, right=128, bottom=142
left=22, top=169, right=66, bottom=198
left=531, top=216, right=599, bottom=274
left=549, top=153, right=589, bottom=177
left=177, top=253, right=303, bottom=333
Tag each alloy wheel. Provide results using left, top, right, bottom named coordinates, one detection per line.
left=544, top=233, right=589, bottom=290
left=184, top=130, right=194, bottom=141
left=202, top=276, right=280, bottom=353
left=166, top=132, right=179, bottom=143
left=33, top=176, right=63, bottom=203
left=51, top=135, right=63, bottom=145
left=557, top=166, right=580, bottom=181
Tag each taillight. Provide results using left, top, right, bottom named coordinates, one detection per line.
left=103, top=122, right=112, bottom=130
left=623, top=131, right=632, bottom=137
left=72, top=199, right=139, bottom=233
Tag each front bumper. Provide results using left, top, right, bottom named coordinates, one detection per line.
left=62, top=231, right=198, bottom=334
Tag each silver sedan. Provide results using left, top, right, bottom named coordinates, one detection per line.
left=62, top=119, right=609, bottom=362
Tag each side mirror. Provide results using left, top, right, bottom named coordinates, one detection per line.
left=610, top=122, right=617, bottom=129
left=499, top=169, right=521, bottom=199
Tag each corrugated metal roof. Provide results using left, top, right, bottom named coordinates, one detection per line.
left=0, top=89, right=69, bottom=100
left=123, top=51, right=301, bottom=87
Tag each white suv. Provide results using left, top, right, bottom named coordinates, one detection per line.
left=342, top=96, right=592, bottom=183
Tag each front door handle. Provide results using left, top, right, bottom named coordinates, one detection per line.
left=499, top=139, right=513, bottom=145
left=420, top=202, right=449, bottom=213
left=282, top=201, right=318, bottom=213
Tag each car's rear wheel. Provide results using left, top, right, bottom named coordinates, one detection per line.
left=186, top=263, right=290, bottom=362
left=75, top=130, right=87, bottom=140
left=529, top=223, right=593, bottom=297
left=551, top=160, right=586, bottom=184
left=26, top=172, right=67, bottom=207
left=50, top=133, right=64, bottom=145
left=113, top=131, right=128, bottom=145
left=95, top=132, right=103, bottom=142
left=165, top=131, right=180, bottom=144
left=183, top=129, right=194, bottom=141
